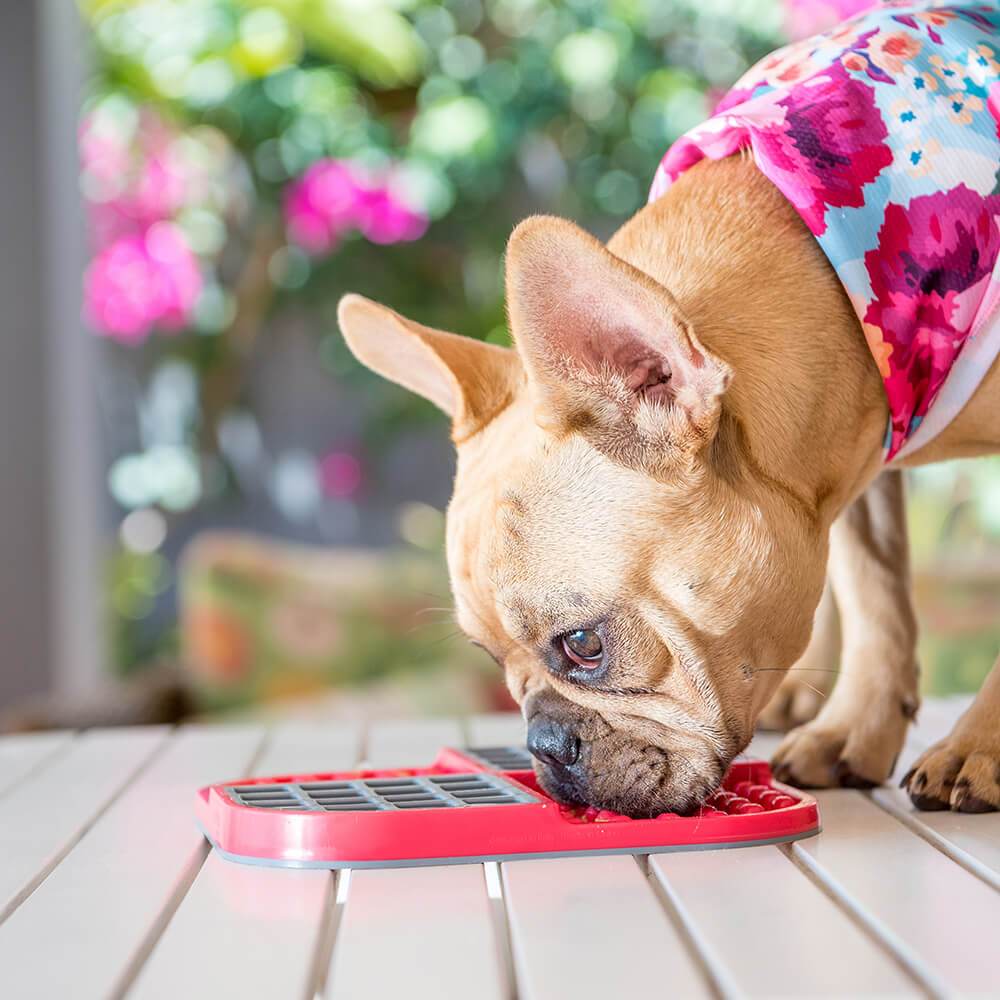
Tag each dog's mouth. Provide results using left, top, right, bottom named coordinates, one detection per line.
left=533, top=754, right=726, bottom=819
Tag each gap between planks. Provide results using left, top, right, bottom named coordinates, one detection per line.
left=779, top=842, right=940, bottom=999
left=299, top=718, right=401, bottom=1000
left=862, top=703, right=1000, bottom=896
left=110, top=728, right=274, bottom=1000
left=635, top=853, right=730, bottom=999
left=300, top=871, right=343, bottom=1000
left=0, top=727, right=173, bottom=929
left=314, top=716, right=516, bottom=1000
left=486, top=862, right=520, bottom=1000
left=0, top=731, right=76, bottom=800
left=867, top=789, right=1000, bottom=894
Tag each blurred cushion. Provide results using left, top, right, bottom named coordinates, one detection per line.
left=178, top=531, right=514, bottom=715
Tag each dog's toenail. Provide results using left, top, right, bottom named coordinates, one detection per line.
left=912, top=772, right=927, bottom=793
left=955, top=793, right=996, bottom=814
left=910, top=791, right=949, bottom=812
left=899, top=768, right=915, bottom=789
left=836, top=760, right=877, bottom=789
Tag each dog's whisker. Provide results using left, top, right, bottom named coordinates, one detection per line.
left=404, top=623, right=454, bottom=636
left=425, top=629, right=465, bottom=649
left=406, top=614, right=457, bottom=628
left=753, top=667, right=840, bottom=675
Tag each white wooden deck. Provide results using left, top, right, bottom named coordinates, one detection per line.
left=0, top=697, right=997, bottom=998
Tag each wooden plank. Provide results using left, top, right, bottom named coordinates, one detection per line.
left=859, top=695, right=1000, bottom=891
left=253, top=720, right=363, bottom=776
left=0, top=725, right=264, bottom=1000
left=0, top=726, right=168, bottom=923
left=0, top=730, right=74, bottom=797
left=872, top=787, right=1000, bottom=892
left=466, top=713, right=525, bottom=748
left=792, top=789, right=1000, bottom=996
left=364, top=717, right=463, bottom=767
left=504, top=855, right=710, bottom=999
left=129, top=721, right=362, bottom=1000
left=330, top=719, right=510, bottom=999
left=651, top=847, right=918, bottom=997
left=133, top=857, right=333, bottom=1000
left=327, top=864, right=507, bottom=1000
left=873, top=697, right=1000, bottom=891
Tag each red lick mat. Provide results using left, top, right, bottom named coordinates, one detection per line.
left=196, top=746, right=820, bottom=869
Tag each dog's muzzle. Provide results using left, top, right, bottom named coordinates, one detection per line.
left=526, top=714, right=580, bottom=768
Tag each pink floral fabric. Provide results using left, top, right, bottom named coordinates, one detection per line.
left=651, top=2, right=1000, bottom=460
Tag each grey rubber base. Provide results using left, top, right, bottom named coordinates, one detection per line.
left=198, top=822, right=821, bottom=870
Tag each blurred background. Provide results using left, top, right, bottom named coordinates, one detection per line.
left=1, top=0, right=997, bottom=726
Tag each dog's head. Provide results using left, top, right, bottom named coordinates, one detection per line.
left=339, top=214, right=829, bottom=816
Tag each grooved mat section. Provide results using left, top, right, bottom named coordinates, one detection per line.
left=226, top=769, right=536, bottom=812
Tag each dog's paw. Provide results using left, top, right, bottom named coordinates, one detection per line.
left=901, top=735, right=1000, bottom=813
left=758, top=678, right=826, bottom=732
left=771, top=708, right=908, bottom=790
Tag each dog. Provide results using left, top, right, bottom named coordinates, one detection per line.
left=338, top=2, right=1000, bottom=816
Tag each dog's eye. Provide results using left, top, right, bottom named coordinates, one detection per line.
left=560, top=629, right=603, bottom=668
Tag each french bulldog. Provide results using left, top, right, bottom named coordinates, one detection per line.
left=337, top=16, right=1000, bottom=816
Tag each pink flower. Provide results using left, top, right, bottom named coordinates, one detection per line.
left=284, top=158, right=428, bottom=254
left=132, top=153, right=188, bottom=223
left=284, top=160, right=361, bottom=253
left=319, top=450, right=362, bottom=498
left=84, top=222, right=202, bottom=344
left=80, top=109, right=191, bottom=246
left=78, top=117, right=130, bottom=190
left=784, top=0, right=876, bottom=42
left=354, top=185, right=428, bottom=244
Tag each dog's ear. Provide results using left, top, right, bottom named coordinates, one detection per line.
left=505, top=215, right=732, bottom=469
left=338, top=294, right=523, bottom=441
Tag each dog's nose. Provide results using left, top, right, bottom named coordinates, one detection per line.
left=527, top=716, right=580, bottom=768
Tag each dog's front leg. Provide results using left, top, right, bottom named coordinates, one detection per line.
left=758, top=580, right=839, bottom=731
left=902, top=660, right=1000, bottom=812
left=772, top=469, right=919, bottom=788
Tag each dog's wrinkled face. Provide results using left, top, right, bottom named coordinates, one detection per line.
left=446, top=401, right=823, bottom=815
left=338, top=214, right=827, bottom=816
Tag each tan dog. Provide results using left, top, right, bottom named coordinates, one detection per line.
left=338, top=154, right=1000, bottom=816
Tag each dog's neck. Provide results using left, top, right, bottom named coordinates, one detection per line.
left=609, top=156, right=889, bottom=522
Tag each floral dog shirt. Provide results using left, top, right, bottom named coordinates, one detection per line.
left=650, top=1, right=1000, bottom=460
